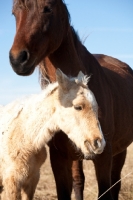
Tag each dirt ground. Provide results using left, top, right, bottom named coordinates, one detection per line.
left=34, top=144, right=133, bottom=200
left=0, top=144, right=132, bottom=200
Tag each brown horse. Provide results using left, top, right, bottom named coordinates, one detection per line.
left=9, top=0, right=133, bottom=200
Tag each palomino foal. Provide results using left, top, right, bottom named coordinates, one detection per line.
left=0, top=69, right=105, bottom=200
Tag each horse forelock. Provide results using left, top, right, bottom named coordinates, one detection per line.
left=13, top=0, right=38, bottom=11
left=13, top=0, right=25, bottom=8
left=13, top=0, right=70, bottom=17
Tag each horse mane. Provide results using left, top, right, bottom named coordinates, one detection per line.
left=62, top=0, right=71, bottom=23
left=38, top=24, right=87, bottom=88
left=70, top=26, right=82, bottom=50
left=38, top=3, right=84, bottom=87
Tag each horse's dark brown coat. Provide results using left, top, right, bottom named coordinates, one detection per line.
left=10, top=1, right=133, bottom=199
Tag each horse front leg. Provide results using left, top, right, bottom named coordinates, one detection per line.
left=72, top=160, right=85, bottom=200
left=111, top=149, right=127, bottom=200
left=1, top=176, right=21, bottom=200
left=21, top=171, right=40, bottom=200
left=49, top=135, right=73, bottom=200
left=93, top=146, right=113, bottom=200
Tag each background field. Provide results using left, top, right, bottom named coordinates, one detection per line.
left=34, top=144, right=133, bottom=200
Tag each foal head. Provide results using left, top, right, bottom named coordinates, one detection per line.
left=56, top=69, right=106, bottom=159
left=10, top=0, right=69, bottom=75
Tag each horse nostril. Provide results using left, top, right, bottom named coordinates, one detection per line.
left=84, top=139, right=104, bottom=154
left=9, top=50, right=29, bottom=66
left=18, top=50, right=29, bottom=64
left=94, top=139, right=101, bottom=149
left=84, top=140, right=90, bottom=150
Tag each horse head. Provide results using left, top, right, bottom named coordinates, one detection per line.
left=10, top=0, right=69, bottom=75
left=55, top=69, right=106, bottom=159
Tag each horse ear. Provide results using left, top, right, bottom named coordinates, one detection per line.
left=76, top=71, right=90, bottom=86
left=56, top=68, right=70, bottom=91
left=77, top=71, right=85, bottom=82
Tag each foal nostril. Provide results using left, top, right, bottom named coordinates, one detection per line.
left=94, top=139, right=102, bottom=149
left=9, top=50, right=29, bottom=66
left=84, top=139, right=104, bottom=155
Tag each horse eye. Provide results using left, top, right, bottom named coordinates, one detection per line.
left=74, top=105, right=83, bottom=111
left=43, top=6, right=52, bottom=13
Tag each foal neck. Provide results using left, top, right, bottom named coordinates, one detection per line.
left=24, top=86, right=59, bottom=147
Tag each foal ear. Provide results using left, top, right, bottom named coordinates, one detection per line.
left=77, top=71, right=85, bottom=81
left=56, top=68, right=70, bottom=91
left=76, top=71, right=90, bottom=86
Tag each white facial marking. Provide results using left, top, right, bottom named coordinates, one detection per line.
left=98, top=123, right=106, bottom=149
left=87, top=90, right=97, bottom=108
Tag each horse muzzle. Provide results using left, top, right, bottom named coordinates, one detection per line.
left=9, top=49, right=35, bottom=76
left=84, top=138, right=106, bottom=158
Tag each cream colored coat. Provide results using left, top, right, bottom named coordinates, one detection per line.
left=0, top=69, right=105, bottom=199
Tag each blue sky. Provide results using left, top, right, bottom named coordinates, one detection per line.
left=0, top=0, right=133, bottom=105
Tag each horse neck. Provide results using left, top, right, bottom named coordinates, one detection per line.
left=40, top=25, right=105, bottom=93
left=40, top=27, right=87, bottom=87
left=23, top=88, right=59, bottom=148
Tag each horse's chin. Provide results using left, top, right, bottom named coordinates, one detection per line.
left=11, top=64, right=36, bottom=76
left=83, top=152, right=96, bottom=160
left=70, top=151, right=96, bottom=161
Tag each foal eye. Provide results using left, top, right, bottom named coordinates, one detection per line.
left=43, top=6, right=52, bottom=13
left=74, top=105, right=83, bottom=111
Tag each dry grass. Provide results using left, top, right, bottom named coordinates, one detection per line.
left=34, top=144, right=133, bottom=200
